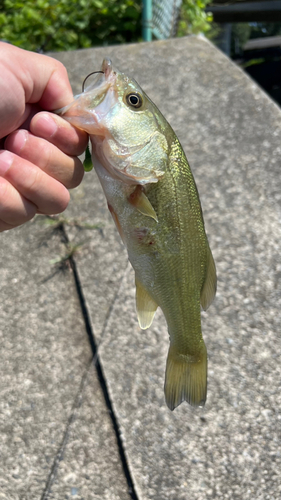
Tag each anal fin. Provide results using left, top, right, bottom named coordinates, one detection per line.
left=128, top=186, right=158, bottom=222
left=200, top=244, right=217, bottom=311
left=135, top=278, right=158, bottom=329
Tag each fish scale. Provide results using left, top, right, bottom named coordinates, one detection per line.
left=60, top=58, right=216, bottom=411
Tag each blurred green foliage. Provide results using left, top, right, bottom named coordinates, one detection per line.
left=0, top=0, right=142, bottom=52
left=0, top=0, right=213, bottom=52
left=178, top=0, right=213, bottom=37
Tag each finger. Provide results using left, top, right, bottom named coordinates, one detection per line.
left=0, top=176, right=37, bottom=231
left=0, top=150, right=70, bottom=215
left=0, top=42, right=73, bottom=110
left=5, top=130, right=84, bottom=189
left=0, top=220, right=15, bottom=231
left=30, top=112, right=88, bottom=156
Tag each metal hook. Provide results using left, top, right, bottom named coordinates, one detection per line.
left=82, top=71, right=104, bottom=92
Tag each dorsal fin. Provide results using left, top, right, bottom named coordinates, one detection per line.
left=200, top=245, right=217, bottom=311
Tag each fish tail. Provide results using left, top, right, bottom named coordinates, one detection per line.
left=164, top=342, right=207, bottom=411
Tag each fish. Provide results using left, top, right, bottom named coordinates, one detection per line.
left=59, top=58, right=216, bottom=411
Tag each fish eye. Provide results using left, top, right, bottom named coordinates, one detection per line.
left=126, top=92, right=143, bottom=109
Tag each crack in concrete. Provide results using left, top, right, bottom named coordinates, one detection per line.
left=40, top=360, right=92, bottom=500
left=41, top=224, right=138, bottom=500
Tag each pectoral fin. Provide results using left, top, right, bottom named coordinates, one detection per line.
left=200, top=245, right=217, bottom=311
left=135, top=278, right=158, bottom=329
left=129, top=186, right=158, bottom=222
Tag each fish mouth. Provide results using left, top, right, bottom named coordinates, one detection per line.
left=56, top=58, right=116, bottom=135
left=101, top=57, right=113, bottom=78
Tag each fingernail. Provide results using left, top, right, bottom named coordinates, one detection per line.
left=14, top=129, right=28, bottom=153
left=34, top=113, right=58, bottom=137
left=0, top=150, right=13, bottom=175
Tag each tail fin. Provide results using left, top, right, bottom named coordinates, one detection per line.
left=164, top=343, right=207, bottom=411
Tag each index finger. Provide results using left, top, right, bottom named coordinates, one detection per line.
left=0, top=42, right=73, bottom=110
left=30, top=112, right=88, bottom=156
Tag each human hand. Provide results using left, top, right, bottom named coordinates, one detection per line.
left=0, top=42, right=88, bottom=231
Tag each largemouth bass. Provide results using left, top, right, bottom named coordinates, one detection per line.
left=60, top=58, right=216, bottom=411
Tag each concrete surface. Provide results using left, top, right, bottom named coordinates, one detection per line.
left=1, top=35, right=281, bottom=499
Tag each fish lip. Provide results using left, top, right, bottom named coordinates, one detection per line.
left=56, top=58, right=117, bottom=133
left=56, top=58, right=115, bottom=118
left=56, top=81, right=115, bottom=132
left=101, top=58, right=113, bottom=78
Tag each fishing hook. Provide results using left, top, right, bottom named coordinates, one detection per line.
left=82, top=71, right=104, bottom=92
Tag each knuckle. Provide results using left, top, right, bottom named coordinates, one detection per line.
left=45, top=55, right=67, bottom=75
left=0, top=177, right=10, bottom=200
left=65, top=158, right=84, bottom=189
left=25, top=166, right=43, bottom=195
left=0, top=178, right=36, bottom=226
left=43, top=188, right=70, bottom=215
left=58, top=188, right=70, bottom=212
left=40, top=140, right=53, bottom=167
